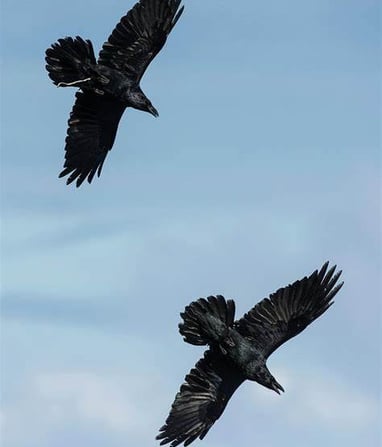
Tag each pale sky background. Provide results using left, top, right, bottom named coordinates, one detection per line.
left=1, top=1, right=381, bottom=446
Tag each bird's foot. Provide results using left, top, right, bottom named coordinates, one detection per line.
left=57, top=78, right=91, bottom=87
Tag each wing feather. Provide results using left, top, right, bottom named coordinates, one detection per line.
left=59, top=91, right=126, bottom=187
left=157, top=350, right=244, bottom=447
left=235, top=262, right=344, bottom=358
left=98, top=0, right=184, bottom=81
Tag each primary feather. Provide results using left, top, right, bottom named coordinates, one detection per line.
left=235, top=262, right=343, bottom=357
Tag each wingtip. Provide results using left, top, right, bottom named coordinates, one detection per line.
left=76, top=177, right=87, bottom=187
left=158, top=424, right=167, bottom=433
left=58, top=170, right=78, bottom=187
left=321, top=260, right=330, bottom=272
left=172, top=3, right=185, bottom=27
left=178, top=4, right=185, bottom=15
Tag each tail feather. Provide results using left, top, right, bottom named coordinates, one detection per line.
left=45, top=36, right=96, bottom=86
left=179, top=296, right=236, bottom=346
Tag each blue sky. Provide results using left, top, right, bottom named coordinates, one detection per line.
left=1, top=0, right=381, bottom=446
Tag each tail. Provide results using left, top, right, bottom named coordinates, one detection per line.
left=179, top=295, right=236, bottom=346
left=45, top=36, right=96, bottom=86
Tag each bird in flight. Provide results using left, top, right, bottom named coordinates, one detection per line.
left=45, top=0, right=184, bottom=187
left=157, top=262, right=344, bottom=447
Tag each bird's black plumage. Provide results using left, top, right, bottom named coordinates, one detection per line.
left=157, top=262, right=344, bottom=447
left=45, top=0, right=184, bottom=187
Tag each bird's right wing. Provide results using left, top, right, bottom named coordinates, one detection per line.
left=59, top=91, right=126, bottom=187
left=235, top=262, right=343, bottom=359
left=157, top=350, right=245, bottom=447
left=98, top=0, right=184, bottom=83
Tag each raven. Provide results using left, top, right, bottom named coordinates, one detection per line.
left=45, top=0, right=184, bottom=187
left=157, top=262, right=343, bottom=447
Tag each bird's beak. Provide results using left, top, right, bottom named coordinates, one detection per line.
left=148, top=105, right=159, bottom=118
left=272, top=381, right=285, bottom=395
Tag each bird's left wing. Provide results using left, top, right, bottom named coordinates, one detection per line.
left=59, top=91, right=126, bottom=187
left=235, top=262, right=343, bottom=359
left=98, top=0, right=184, bottom=82
left=157, top=349, right=245, bottom=447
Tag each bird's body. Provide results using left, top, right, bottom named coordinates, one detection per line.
left=45, top=0, right=184, bottom=187
left=195, top=312, right=272, bottom=384
left=157, top=262, right=344, bottom=447
left=67, top=62, right=156, bottom=112
left=81, top=65, right=135, bottom=99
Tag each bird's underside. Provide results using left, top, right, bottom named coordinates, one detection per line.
left=45, top=0, right=184, bottom=187
left=157, top=262, right=343, bottom=447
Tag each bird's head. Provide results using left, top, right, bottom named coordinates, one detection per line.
left=264, top=376, right=285, bottom=395
left=130, top=90, right=159, bottom=117
left=246, top=363, right=285, bottom=395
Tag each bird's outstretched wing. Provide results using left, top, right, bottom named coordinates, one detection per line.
left=157, top=350, right=245, bottom=447
left=59, top=91, right=126, bottom=187
left=235, top=262, right=343, bottom=359
left=98, top=0, right=184, bottom=82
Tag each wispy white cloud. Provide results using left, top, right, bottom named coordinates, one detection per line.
left=35, top=372, right=141, bottom=432
left=2, top=370, right=167, bottom=447
left=250, top=367, right=379, bottom=431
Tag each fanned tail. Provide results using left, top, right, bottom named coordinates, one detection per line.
left=179, top=295, right=236, bottom=346
left=45, top=36, right=96, bottom=86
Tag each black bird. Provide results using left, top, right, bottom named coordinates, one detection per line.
left=45, top=0, right=184, bottom=187
left=157, top=262, right=344, bottom=447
